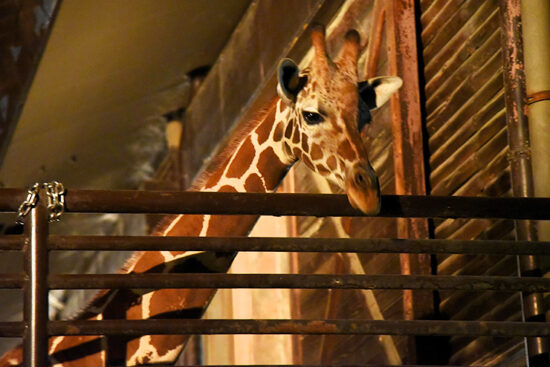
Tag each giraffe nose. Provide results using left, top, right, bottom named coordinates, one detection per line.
left=345, top=164, right=381, bottom=215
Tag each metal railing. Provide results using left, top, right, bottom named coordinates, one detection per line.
left=1, top=188, right=550, bottom=366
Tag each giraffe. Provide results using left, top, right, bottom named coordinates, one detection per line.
left=0, top=25, right=402, bottom=366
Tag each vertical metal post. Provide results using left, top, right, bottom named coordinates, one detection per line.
left=386, top=0, right=432, bottom=362
left=499, top=0, right=549, bottom=365
left=23, top=189, right=49, bottom=367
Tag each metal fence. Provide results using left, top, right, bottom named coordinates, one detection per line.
left=1, top=188, right=550, bottom=366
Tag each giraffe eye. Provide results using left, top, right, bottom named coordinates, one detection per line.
left=302, top=111, right=325, bottom=125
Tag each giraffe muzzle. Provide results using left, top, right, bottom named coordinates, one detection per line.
left=345, top=164, right=381, bottom=215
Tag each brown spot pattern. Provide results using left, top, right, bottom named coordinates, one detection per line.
left=133, top=251, right=166, bottom=274
left=278, top=101, right=285, bottom=114
left=302, top=154, right=315, bottom=170
left=327, top=155, right=337, bottom=170
left=292, top=147, right=302, bottom=160
left=301, top=134, right=309, bottom=152
left=273, top=121, right=284, bottom=142
left=283, top=142, right=293, bottom=157
left=316, top=164, right=331, bottom=175
left=255, top=107, right=276, bottom=145
left=284, top=119, right=294, bottom=139
left=244, top=173, right=265, bottom=192
left=204, top=160, right=227, bottom=189
left=337, top=139, right=357, bottom=161
left=165, top=214, right=206, bottom=238
left=310, top=144, right=323, bottom=161
left=219, top=185, right=237, bottom=192
left=206, top=214, right=257, bottom=236
left=226, top=137, right=254, bottom=178
left=292, top=125, right=301, bottom=144
left=257, top=147, right=288, bottom=190
left=146, top=288, right=213, bottom=358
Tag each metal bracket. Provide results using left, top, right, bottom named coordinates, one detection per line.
left=526, top=90, right=550, bottom=105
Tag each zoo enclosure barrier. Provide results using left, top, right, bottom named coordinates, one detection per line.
left=0, top=187, right=550, bottom=366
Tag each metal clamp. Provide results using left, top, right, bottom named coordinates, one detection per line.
left=16, top=181, right=66, bottom=224
left=526, top=90, right=550, bottom=105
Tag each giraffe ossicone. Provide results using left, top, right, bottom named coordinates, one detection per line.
left=0, top=25, right=402, bottom=367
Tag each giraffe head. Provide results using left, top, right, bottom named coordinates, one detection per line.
left=276, top=25, right=402, bottom=214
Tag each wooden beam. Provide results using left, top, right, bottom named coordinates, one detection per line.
left=182, top=0, right=345, bottom=186
left=0, top=0, right=61, bottom=166
left=385, top=0, right=432, bottom=362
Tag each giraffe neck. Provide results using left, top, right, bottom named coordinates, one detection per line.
left=5, top=98, right=301, bottom=367
left=153, top=97, right=296, bottom=238
left=197, top=97, right=295, bottom=194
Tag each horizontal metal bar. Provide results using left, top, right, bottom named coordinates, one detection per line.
left=48, top=319, right=550, bottom=337
left=47, top=273, right=550, bottom=292
left=5, top=319, right=548, bottom=338
left=139, top=366, right=479, bottom=367
left=0, top=322, right=25, bottom=337
left=0, top=189, right=27, bottom=212
left=48, top=235, right=550, bottom=255
left=0, top=235, right=24, bottom=250
left=61, top=190, right=550, bottom=218
left=0, top=274, right=27, bottom=288
left=1, top=189, right=549, bottom=218
left=3, top=233, right=549, bottom=256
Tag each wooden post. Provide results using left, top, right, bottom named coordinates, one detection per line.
left=385, top=0, right=432, bottom=362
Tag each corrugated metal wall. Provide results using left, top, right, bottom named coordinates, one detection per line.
left=292, top=0, right=526, bottom=365
left=420, top=0, right=524, bottom=365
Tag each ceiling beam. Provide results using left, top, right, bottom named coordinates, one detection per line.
left=181, top=0, right=345, bottom=186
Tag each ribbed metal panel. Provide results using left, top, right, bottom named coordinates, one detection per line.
left=419, top=0, right=521, bottom=365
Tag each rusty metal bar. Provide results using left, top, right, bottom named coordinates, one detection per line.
left=48, top=319, right=550, bottom=337
left=0, top=235, right=24, bottom=250
left=1, top=189, right=550, bottom=219
left=160, top=366, right=479, bottom=367
left=47, top=273, right=550, bottom=292
left=23, top=191, right=50, bottom=367
left=366, top=0, right=386, bottom=78
left=47, top=235, right=550, bottom=255
left=54, top=190, right=550, bottom=218
left=4, top=271, right=550, bottom=292
left=385, top=4, right=432, bottom=362
left=0, top=274, right=27, bottom=288
left=0, top=322, right=25, bottom=337
left=0, top=188, right=27, bottom=211
left=147, top=366, right=472, bottom=367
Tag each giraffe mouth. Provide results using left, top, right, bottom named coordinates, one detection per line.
left=345, top=165, right=381, bottom=215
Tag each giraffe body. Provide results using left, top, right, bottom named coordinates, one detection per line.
left=0, top=26, right=402, bottom=366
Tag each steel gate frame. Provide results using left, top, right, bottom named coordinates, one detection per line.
left=1, top=188, right=550, bottom=366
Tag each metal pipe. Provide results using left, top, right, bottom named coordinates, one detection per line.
left=46, top=190, right=550, bottom=218
left=499, top=1, right=549, bottom=364
left=122, top=366, right=477, bottom=367
left=521, top=0, right=550, bottom=240
left=23, top=191, right=49, bottom=367
left=47, top=235, right=550, bottom=255
left=136, top=365, right=477, bottom=367
left=47, top=273, right=550, bottom=292
left=47, top=319, right=550, bottom=337
left=1, top=189, right=550, bottom=218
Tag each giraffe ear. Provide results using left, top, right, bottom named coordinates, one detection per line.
left=277, top=58, right=307, bottom=105
left=359, top=76, right=403, bottom=110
